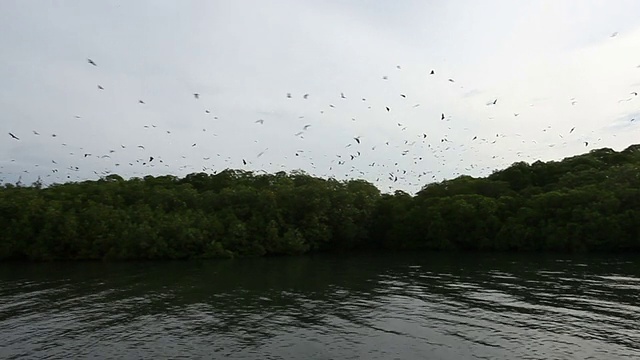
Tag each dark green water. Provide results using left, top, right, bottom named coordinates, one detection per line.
left=1, top=253, right=639, bottom=359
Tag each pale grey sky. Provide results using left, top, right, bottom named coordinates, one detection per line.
left=2, top=0, right=640, bottom=192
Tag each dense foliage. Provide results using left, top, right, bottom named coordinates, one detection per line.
left=2, top=145, right=640, bottom=261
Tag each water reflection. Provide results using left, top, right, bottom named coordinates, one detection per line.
left=1, top=253, right=639, bottom=359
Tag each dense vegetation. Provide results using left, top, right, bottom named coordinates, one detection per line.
left=2, top=145, right=640, bottom=261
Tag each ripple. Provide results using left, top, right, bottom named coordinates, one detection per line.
left=1, top=254, right=640, bottom=359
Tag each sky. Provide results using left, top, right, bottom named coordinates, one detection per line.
left=2, top=0, right=640, bottom=193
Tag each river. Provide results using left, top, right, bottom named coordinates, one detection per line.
left=1, top=253, right=639, bottom=359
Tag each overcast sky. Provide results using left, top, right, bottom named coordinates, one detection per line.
left=2, top=0, right=640, bottom=193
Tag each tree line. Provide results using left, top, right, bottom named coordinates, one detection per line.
left=2, top=144, right=640, bottom=261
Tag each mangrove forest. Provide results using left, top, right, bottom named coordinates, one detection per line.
left=2, top=145, right=640, bottom=261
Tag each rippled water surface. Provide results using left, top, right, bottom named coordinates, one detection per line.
left=1, top=253, right=639, bottom=359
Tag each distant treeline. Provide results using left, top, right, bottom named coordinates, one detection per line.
left=2, top=145, right=640, bottom=261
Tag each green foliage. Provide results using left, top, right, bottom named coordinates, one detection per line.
left=2, top=144, right=640, bottom=261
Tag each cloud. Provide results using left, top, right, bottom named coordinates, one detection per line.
left=2, top=1, right=640, bottom=193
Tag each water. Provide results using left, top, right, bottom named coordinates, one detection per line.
left=1, top=253, right=639, bottom=359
